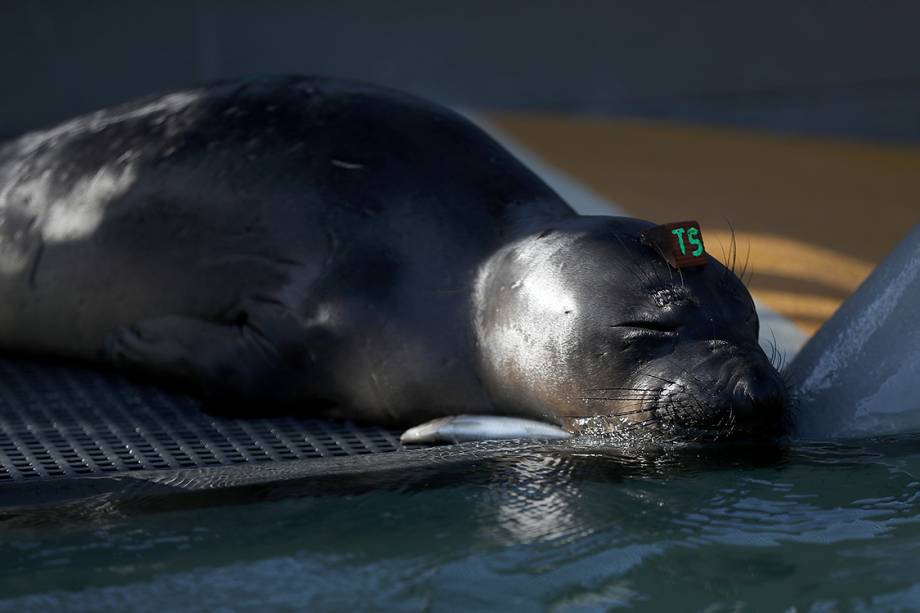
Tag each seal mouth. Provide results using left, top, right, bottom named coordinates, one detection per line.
left=577, top=368, right=790, bottom=443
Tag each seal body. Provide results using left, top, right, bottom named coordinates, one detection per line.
left=0, top=76, right=788, bottom=440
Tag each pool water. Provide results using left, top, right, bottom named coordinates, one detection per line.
left=1, top=436, right=919, bottom=611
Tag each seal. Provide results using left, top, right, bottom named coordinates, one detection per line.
left=0, top=76, right=789, bottom=442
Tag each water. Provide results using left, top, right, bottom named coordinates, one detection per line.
left=1, top=436, right=920, bottom=611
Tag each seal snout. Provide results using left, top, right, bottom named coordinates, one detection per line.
left=725, top=366, right=789, bottom=438
left=649, top=345, right=790, bottom=441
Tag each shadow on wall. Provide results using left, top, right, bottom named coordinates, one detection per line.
left=1, top=0, right=920, bottom=142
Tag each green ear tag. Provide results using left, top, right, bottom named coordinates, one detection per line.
left=640, top=221, right=707, bottom=268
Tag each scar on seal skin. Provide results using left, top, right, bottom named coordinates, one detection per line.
left=0, top=76, right=789, bottom=444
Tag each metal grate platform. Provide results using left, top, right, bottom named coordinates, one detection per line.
left=0, top=356, right=405, bottom=483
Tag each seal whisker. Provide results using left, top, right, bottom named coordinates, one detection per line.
left=633, top=259, right=659, bottom=288
left=649, top=240, right=684, bottom=287
left=579, top=396, right=652, bottom=402
left=579, top=388, right=657, bottom=399
left=635, top=242, right=669, bottom=288
left=728, top=221, right=738, bottom=276
left=655, top=356, right=708, bottom=391
left=612, top=406, right=659, bottom=419
left=585, top=386, right=657, bottom=392
left=739, top=239, right=752, bottom=285
left=613, top=234, right=670, bottom=294
left=716, top=238, right=734, bottom=286
left=634, top=371, right=680, bottom=387
left=579, top=396, right=656, bottom=403
left=649, top=242, right=674, bottom=283
left=572, top=401, right=657, bottom=418
left=766, top=329, right=790, bottom=373
left=768, top=333, right=779, bottom=368
left=612, top=233, right=653, bottom=289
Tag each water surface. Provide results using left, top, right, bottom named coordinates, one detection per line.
left=1, top=436, right=919, bottom=611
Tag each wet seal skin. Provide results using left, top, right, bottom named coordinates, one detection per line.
left=0, top=76, right=789, bottom=444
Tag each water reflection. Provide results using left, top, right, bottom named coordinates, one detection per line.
left=1, top=435, right=920, bottom=609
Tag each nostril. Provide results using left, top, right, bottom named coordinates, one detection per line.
left=735, top=370, right=786, bottom=404
left=730, top=373, right=787, bottom=435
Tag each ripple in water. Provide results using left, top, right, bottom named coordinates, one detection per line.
left=0, top=435, right=919, bottom=610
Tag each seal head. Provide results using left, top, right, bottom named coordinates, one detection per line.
left=474, top=216, right=789, bottom=442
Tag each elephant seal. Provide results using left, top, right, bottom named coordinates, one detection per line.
left=0, top=76, right=789, bottom=442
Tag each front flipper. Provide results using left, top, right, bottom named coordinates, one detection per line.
left=400, top=415, right=572, bottom=445
left=103, top=301, right=310, bottom=411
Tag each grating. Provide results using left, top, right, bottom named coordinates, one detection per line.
left=0, top=356, right=405, bottom=483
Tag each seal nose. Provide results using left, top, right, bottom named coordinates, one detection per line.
left=729, top=370, right=788, bottom=437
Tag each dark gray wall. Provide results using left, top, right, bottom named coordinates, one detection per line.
left=2, top=0, right=919, bottom=141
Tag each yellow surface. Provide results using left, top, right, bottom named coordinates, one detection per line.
left=488, top=113, right=920, bottom=336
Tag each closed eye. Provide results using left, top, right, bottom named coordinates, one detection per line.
left=611, top=321, right=680, bottom=335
